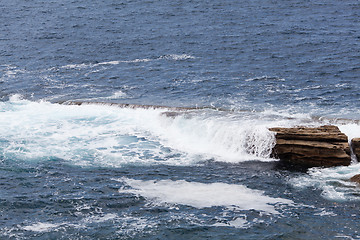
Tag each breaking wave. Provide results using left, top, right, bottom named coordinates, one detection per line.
left=0, top=96, right=284, bottom=167
left=3, top=96, right=360, bottom=171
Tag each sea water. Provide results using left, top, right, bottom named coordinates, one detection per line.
left=1, top=0, right=360, bottom=239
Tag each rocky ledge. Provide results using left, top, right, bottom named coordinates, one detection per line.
left=350, top=174, right=360, bottom=184
left=350, top=138, right=360, bottom=162
left=269, top=125, right=352, bottom=167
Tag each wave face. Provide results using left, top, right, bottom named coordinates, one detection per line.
left=0, top=97, right=284, bottom=167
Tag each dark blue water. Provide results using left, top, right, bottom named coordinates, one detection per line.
left=1, top=0, right=360, bottom=239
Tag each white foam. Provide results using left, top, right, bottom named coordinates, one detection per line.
left=0, top=99, right=196, bottom=166
left=23, top=222, right=60, bottom=232
left=113, top=213, right=162, bottom=237
left=244, top=76, right=285, bottom=82
left=60, top=61, right=121, bottom=70
left=339, top=124, right=360, bottom=143
left=103, top=90, right=128, bottom=99
left=0, top=99, right=286, bottom=167
left=153, top=112, right=277, bottom=162
left=289, top=163, right=360, bottom=201
left=8, top=93, right=25, bottom=102
left=212, top=217, right=248, bottom=228
left=60, top=63, right=90, bottom=69
left=118, top=178, right=293, bottom=214
left=0, top=65, right=28, bottom=81
left=121, top=58, right=152, bottom=63
left=96, top=60, right=121, bottom=65
left=58, top=54, right=195, bottom=71
left=160, top=54, right=195, bottom=60
left=81, top=213, right=118, bottom=224
left=334, top=234, right=359, bottom=240
left=21, top=213, right=118, bottom=234
left=314, top=208, right=337, bottom=217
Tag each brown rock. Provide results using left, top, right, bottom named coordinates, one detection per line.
left=350, top=138, right=360, bottom=161
left=350, top=174, right=360, bottom=184
left=269, top=125, right=351, bottom=167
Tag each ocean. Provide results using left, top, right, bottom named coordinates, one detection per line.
left=1, top=0, right=360, bottom=239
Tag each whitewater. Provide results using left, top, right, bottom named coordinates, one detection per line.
left=2, top=95, right=360, bottom=239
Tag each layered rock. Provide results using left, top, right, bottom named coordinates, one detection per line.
left=350, top=138, right=360, bottom=161
left=269, top=125, right=351, bottom=167
left=350, top=174, right=360, bottom=184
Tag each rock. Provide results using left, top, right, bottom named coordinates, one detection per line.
left=350, top=174, right=360, bottom=184
left=161, top=111, right=182, bottom=118
left=269, top=125, right=351, bottom=167
left=350, top=138, right=360, bottom=161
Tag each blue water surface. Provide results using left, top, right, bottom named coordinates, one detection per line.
left=1, top=0, right=359, bottom=115
left=1, top=0, right=360, bottom=239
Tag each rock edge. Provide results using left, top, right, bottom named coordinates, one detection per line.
left=269, top=125, right=351, bottom=167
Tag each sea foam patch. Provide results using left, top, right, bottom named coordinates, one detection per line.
left=58, top=54, right=195, bottom=70
left=20, top=213, right=119, bottom=236
left=118, top=178, right=293, bottom=214
left=289, top=163, right=360, bottom=201
left=22, top=222, right=61, bottom=233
